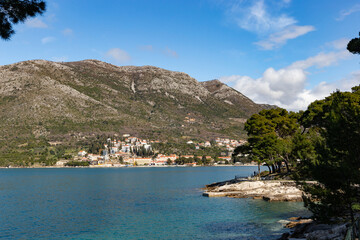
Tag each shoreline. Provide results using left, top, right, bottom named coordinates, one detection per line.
left=203, top=179, right=308, bottom=202
left=0, top=164, right=258, bottom=169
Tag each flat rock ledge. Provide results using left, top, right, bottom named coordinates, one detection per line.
left=203, top=180, right=305, bottom=202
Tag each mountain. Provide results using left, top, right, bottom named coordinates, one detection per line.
left=0, top=59, right=274, bottom=164
left=201, top=79, right=275, bottom=113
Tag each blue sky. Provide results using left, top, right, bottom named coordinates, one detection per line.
left=1, top=0, right=359, bottom=110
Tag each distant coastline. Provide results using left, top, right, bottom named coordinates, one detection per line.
left=0, top=164, right=258, bottom=169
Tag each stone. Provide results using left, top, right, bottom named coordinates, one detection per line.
left=204, top=180, right=306, bottom=202
left=285, top=219, right=313, bottom=228
left=278, top=232, right=290, bottom=240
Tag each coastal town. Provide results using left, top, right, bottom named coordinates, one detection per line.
left=56, top=134, right=249, bottom=167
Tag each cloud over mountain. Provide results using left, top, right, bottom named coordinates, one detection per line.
left=106, top=48, right=131, bottom=63
left=220, top=47, right=354, bottom=110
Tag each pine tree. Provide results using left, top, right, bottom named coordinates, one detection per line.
left=0, top=0, right=46, bottom=40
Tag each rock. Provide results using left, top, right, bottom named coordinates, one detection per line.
left=204, top=180, right=307, bottom=202
left=277, top=232, right=290, bottom=240
left=202, top=192, right=227, bottom=197
left=289, top=220, right=348, bottom=240
left=285, top=219, right=313, bottom=228
left=304, top=223, right=348, bottom=240
left=278, top=219, right=291, bottom=224
left=263, top=194, right=303, bottom=202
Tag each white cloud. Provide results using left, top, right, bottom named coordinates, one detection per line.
left=62, top=28, right=73, bottom=36
left=231, top=0, right=296, bottom=34
left=26, top=18, right=48, bottom=28
left=256, top=25, right=315, bottom=50
left=219, top=48, right=354, bottom=111
left=326, top=38, right=349, bottom=50
left=163, top=47, right=178, bottom=58
left=41, top=36, right=55, bottom=44
left=106, top=48, right=131, bottom=63
left=336, top=4, right=360, bottom=21
left=139, top=45, right=153, bottom=51
left=225, top=0, right=314, bottom=49
left=289, top=50, right=351, bottom=69
left=51, top=56, right=68, bottom=62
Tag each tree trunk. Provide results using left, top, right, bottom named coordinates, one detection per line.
left=271, top=164, right=275, bottom=173
left=348, top=200, right=356, bottom=238
left=277, top=162, right=282, bottom=173
left=258, top=163, right=261, bottom=180
left=349, top=201, right=355, bottom=225
left=266, top=164, right=271, bottom=174
left=284, top=160, right=290, bottom=173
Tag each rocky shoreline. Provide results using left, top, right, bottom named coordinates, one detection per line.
left=203, top=179, right=351, bottom=239
left=277, top=217, right=349, bottom=240
left=203, top=179, right=307, bottom=202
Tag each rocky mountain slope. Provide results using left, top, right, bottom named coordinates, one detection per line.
left=201, top=80, right=275, bottom=113
left=0, top=59, right=273, bottom=160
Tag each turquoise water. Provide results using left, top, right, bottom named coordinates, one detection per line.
left=0, top=167, right=308, bottom=239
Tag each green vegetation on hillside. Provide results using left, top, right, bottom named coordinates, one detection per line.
left=152, top=141, right=226, bottom=157
left=0, top=59, right=269, bottom=167
left=0, top=137, right=76, bottom=167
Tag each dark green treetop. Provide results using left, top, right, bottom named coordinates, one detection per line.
left=299, top=85, right=360, bottom=222
left=0, top=0, right=46, bottom=40
left=347, top=32, right=360, bottom=55
left=241, top=108, right=300, bottom=173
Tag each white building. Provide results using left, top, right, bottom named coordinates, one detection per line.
left=78, top=150, right=87, bottom=157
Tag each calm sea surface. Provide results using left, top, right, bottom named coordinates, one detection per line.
left=0, top=167, right=308, bottom=240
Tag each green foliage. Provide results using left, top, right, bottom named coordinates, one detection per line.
left=232, top=144, right=250, bottom=163
left=0, top=0, right=46, bottom=40
left=239, top=85, right=360, bottom=223
left=63, top=154, right=72, bottom=160
left=0, top=137, right=73, bottom=167
left=65, top=161, right=90, bottom=167
left=133, top=145, right=153, bottom=157
left=299, top=85, right=360, bottom=222
left=242, top=108, right=300, bottom=173
left=291, top=130, right=319, bottom=180
left=352, top=204, right=360, bottom=211
left=347, top=32, right=360, bottom=55
left=201, top=155, right=209, bottom=165
left=175, top=156, right=194, bottom=165
left=152, top=141, right=223, bottom=157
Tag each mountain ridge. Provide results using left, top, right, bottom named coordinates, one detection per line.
left=0, top=59, right=276, bottom=158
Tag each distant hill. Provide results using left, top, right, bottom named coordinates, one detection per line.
left=0, top=59, right=275, bottom=160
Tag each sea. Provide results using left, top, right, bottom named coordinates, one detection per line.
left=0, top=166, right=309, bottom=239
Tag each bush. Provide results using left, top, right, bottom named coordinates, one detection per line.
left=65, top=161, right=90, bottom=167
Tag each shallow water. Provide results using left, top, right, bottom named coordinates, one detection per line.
left=0, top=167, right=308, bottom=239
